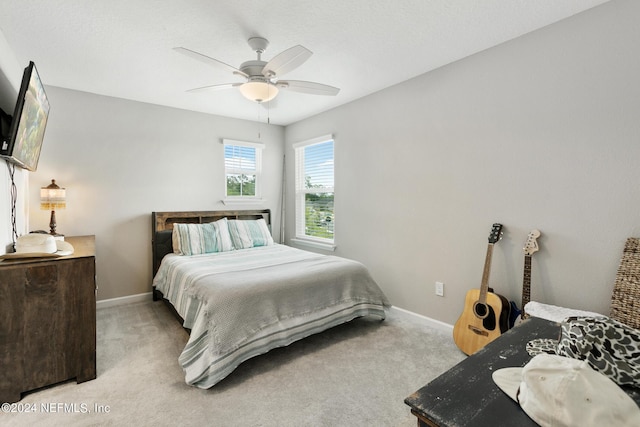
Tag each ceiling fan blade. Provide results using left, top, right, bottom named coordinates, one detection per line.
left=174, top=47, right=248, bottom=78
left=186, top=82, right=243, bottom=93
left=277, top=80, right=340, bottom=96
left=262, top=45, right=312, bottom=78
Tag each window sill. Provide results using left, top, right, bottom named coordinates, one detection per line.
left=221, top=198, right=265, bottom=205
left=290, top=238, right=336, bottom=252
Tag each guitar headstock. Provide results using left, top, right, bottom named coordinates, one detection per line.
left=488, top=223, right=503, bottom=244
left=523, top=229, right=541, bottom=256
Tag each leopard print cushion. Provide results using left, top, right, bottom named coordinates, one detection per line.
left=527, top=316, right=640, bottom=387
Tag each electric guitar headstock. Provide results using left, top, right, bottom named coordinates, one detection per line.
left=488, top=223, right=503, bottom=244
left=523, top=229, right=541, bottom=256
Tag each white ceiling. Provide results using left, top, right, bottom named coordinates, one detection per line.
left=0, top=0, right=611, bottom=126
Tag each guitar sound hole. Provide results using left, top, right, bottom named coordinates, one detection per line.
left=473, top=302, right=497, bottom=331
left=474, top=303, right=488, bottom=318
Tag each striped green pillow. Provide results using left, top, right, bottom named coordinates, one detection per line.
left=227, top=219, right=274, bottom=249
left=172, top=218, right=234, bottom=255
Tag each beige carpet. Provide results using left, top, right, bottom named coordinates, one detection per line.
left=3, top=300, right=464, bottom=426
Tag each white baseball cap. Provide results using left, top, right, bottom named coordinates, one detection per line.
left=492, top=353, right=640, bottom=427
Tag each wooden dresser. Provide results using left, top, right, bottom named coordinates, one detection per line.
left=0, top=235, right=96, bottom=403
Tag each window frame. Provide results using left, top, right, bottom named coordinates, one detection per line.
left=292, top=134, right=336, bottom=251
left=222, top=139, right=264, bottom=203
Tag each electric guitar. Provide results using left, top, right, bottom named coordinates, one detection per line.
left=453, top=224, right=511, bottom=355
left=508, top=229, right=541, bottom=328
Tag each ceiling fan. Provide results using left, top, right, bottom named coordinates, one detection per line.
left=174, top=37, right=340, bottom=103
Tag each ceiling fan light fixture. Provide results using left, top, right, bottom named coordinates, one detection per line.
left=177, top=36, right=340, bottom=104
left=239, top=81, right=279, bottom=103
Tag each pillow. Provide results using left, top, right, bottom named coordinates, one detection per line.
left=172, top=218, right=234, bottom=255
left=227, top=218, right=274, bottom=249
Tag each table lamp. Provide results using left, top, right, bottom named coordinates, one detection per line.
left=40, top=179, right=66, bottom=237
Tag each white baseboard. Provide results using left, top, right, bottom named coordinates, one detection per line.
left=95, top=294, right=454, bottom=334
left=390, top=306, right=454, bottom=332
left=96, top=292, right=152, bottom=309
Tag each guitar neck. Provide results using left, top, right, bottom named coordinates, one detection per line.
left=521, top=254, right=532, bottom=314
left=478, top=243, right=495, bottom=303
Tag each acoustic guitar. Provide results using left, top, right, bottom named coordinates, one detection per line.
left=453, top=223, right=510, bottom=355
left=508, top=229, right=541, bottom=328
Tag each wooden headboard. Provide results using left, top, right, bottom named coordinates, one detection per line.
left=151, top=209, right=271, bottom=280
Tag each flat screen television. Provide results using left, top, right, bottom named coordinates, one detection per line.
left=0, top=61, right=50, bottom=171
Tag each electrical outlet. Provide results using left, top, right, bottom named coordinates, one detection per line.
left=435, top=281, right=444, bottom=297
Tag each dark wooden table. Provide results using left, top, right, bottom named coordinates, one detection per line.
left=405, top=317, right=640, bottom=426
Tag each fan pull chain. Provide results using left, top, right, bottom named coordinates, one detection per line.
left=256, top=101, right=271, bottom=140
left=267, top=99, right=271, bottom=125
left=257, top=102, right=262, bottom=140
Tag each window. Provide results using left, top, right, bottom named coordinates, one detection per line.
left=223, top=139, right=263, bottom=200
left=293, top=135, right=334, bottom=248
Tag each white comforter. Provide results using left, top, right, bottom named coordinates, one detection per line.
left=153, top=244, right=389, bottom=388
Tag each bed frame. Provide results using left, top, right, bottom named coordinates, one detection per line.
left=151, top=209, right=271, bottom=301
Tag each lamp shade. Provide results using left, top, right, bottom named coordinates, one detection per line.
left=239, top=81, right=279, bottom=103
left=40, top=179, right=66, bottom=210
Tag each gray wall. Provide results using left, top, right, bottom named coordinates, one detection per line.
left=27, top=87, right=285, bottom=300
left=285, top=0, right=640, bottom=325
left=2, top=0, right=639, bottom=325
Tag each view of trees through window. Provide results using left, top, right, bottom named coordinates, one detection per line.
left=224, top=142, right=260, bottom=198
left=299, top=140, right=334, bottom=241
left=304, top=189, right=334, bottom=239
left=226, top=174, right=256, bottom=196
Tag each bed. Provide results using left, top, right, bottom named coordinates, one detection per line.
left=151, top=209, right=390, bottom=388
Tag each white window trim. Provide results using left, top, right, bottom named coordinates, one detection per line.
left=293, top=134, right=335, bottom=248
left=222, top=139, right=265, bottom=203
left=290, top=237, right=336, bottom=252
left=292, top=134, right=333, bottom=149
left=221, top=198, right=266, bottom=206
left=223, top=139, right=265, bottom=149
